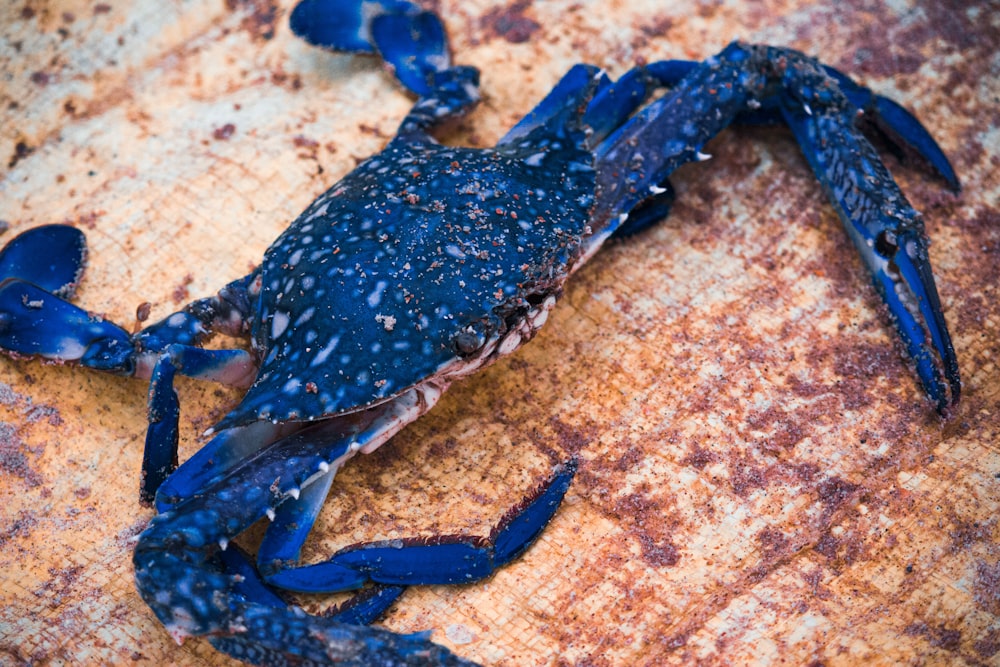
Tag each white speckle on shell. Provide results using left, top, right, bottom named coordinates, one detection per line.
left=375, top=313, right=397, bottom=331
left=310, top=336, right=340, bottom=367
left=367, top=280, right=388, bottom=307
left=294, top=307, right=316, bottom=327
left=271, top=311, right=290, bottom=339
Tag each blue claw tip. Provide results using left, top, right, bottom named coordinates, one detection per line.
left=0, top=224, right=87, bottom=298
left=870, top=95, right=960, bottom=191
left=885, top=229, right=960, bottom=411
left=867, top=227, right=960, bottom=412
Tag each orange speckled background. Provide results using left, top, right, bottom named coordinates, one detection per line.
left=1, top=1, right=997, bottom=665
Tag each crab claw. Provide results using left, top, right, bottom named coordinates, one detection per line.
left=0, top=224, right=87, bottom=298
left=0, top=278, right=134, bottom=373
left=863, top=221, right=960, bottom=410
left=781, top=103, right=960, bottom=411
left=0, top=225, right=130, bottom=370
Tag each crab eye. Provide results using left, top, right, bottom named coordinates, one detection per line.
left=874, top=230, right=898, bottom=258
left=453, top=330, right=484, bottom=356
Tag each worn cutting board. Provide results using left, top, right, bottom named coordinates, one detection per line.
left=1, top=1, right=997, bottom=665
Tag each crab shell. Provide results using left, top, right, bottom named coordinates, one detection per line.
left=213, top=132, right=602, bottom=432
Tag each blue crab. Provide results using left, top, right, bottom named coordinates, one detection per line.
left=0, top=0, right=960, bottom=664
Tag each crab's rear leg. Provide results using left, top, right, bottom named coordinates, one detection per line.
left=247, top=399, right=575, bottom=601
left=209, top=460, right=573, bottom=634
left=219, top=544, right=409, bottom=626
left=260, top=461, right=575, bottom=596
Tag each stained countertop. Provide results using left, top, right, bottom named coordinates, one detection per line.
left=0, top=1, right=997, bottom=665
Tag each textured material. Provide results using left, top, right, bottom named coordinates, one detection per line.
left=0, top=1, right=997, bottom=665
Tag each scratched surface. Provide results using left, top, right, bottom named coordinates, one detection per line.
left=1, top=1, right=997, bottom=665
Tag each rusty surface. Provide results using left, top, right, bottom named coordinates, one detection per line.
left=1, top=1, right=998, bottom=665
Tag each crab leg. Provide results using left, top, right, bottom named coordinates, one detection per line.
left=0, top=240, right=261, bottom=500
left=153, top=421, right=299, bottom=511
left=262, top=461, right=575, bottom=594
left=134, top=404, right=574, bottom=666
left=225, top=519, right=409, bottom=626
left=141, top=344, right=258, bottom=499
left=218, top=544, right=409, bottom=624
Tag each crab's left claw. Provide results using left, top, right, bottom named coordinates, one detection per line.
left=781, top=102, right=960, bottom=411
left=0, top=225, right=130, bottom=369
left=821, top=66, right=960, bottom=191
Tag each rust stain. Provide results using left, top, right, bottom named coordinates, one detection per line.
left=226, top=0, right=281, bottom=42
left=480, top=0, right=540, bottom=44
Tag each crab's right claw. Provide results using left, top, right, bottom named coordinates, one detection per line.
left=0, top=278, right=134, bottom=373
left=782, top=101, right=960, bottom=412
left=864, top=220, right=960, bottom=411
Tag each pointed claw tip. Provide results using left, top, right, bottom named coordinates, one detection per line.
left=138, top=486, right=156, bottom=507
left=936, top=373, right=961, bottom=416
left=556, top=457, right=579, bottom=477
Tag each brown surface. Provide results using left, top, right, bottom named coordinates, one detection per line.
left=1, top=1, right=997, bottom=665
